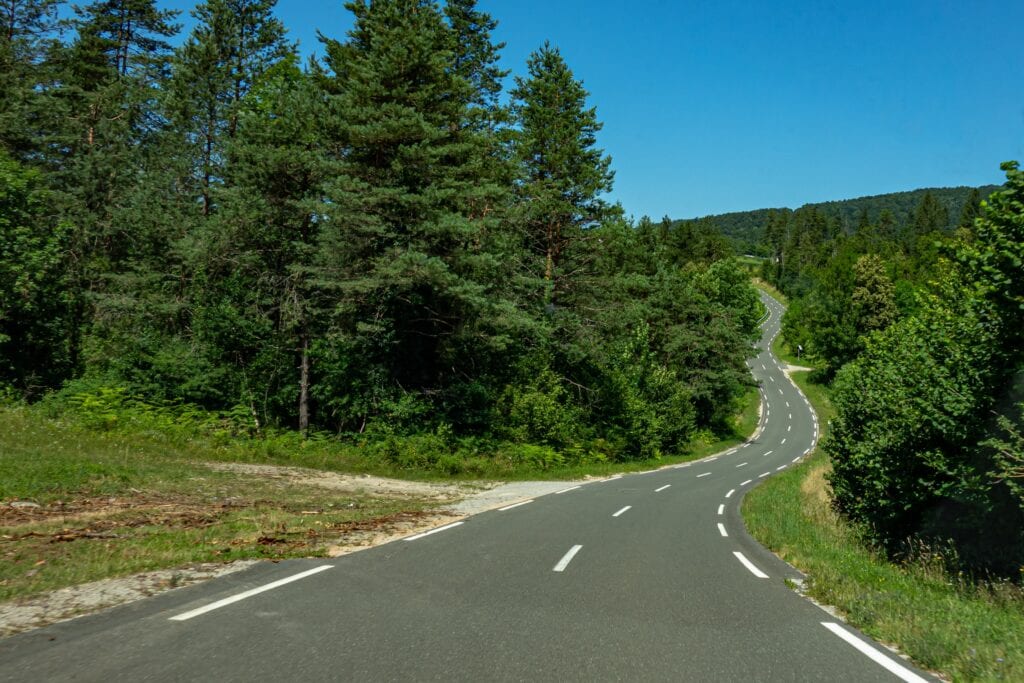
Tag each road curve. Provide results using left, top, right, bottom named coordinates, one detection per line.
left=0, top=292, right=935, bottom=682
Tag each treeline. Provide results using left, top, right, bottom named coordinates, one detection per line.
left=686, top=185, right=996, bottom=256
left=0, top=0, right=761, bottom=465
left=762, top=167, right=1024, bottom=578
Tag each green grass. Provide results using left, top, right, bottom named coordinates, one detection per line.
left=742, top=370, right=1024, bottom=682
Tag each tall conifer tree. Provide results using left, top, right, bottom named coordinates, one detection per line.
left=510, top=43, right=613, bottom=299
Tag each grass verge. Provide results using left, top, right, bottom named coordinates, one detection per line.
left=742, top=371, right=1023, bottom=682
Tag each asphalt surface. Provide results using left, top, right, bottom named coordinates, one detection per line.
left=0, top=292, right=935, bottom=682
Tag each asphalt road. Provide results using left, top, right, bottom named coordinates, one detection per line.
left=0, top=292, right=935, bottom=682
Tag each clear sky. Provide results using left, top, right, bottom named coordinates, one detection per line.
left=159, top=0, right=1024, bottom=220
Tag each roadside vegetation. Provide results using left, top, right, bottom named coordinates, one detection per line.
left=744, top=367, right=1024, bottom=682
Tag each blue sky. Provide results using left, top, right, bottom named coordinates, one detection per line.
left=159, top=0, right=1024, bottom=220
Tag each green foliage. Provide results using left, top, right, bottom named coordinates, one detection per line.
left=0, top=152, right=72, bottom=393
left=826, top=162, right=1024, bottom=577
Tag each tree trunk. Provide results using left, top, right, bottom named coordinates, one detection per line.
left=298, top=336, right=310, bottom=437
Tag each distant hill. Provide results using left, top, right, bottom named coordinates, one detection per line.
left=676, top=185, right=1001, bottom=255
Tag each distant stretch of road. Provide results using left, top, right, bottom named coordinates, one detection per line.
left=0, top=292, right=934, bottom=682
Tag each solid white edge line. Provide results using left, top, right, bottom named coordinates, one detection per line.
left=613, top=505, right=632, bottom=517
left=725, top=488, right=735, bottom=498
left=498, top=500, right=533, bottom=511
left=717, top=504, right=724, bottom=515
left=555, top=485, right=581, bottom=494
left=717, top=523, right=728, bottom=536
left=655, top=484, right=671, bottom=492
left=696, top=472, right=711, bottom=478
left=169, top=565, right=333, bottom=621
left=553, top=544, right=583, bottom=572
left=404, top=521, right=464, bottom=542
left=732, top=551, right=769, bottom=578
left=821, top=622, right=929, bottom=683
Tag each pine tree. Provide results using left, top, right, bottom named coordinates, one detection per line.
left=193, top=57, right=329, bottom=431
left=166, top=0, right=292, bottom=215
left=0, top=0, right=62, bottom=158
left=958, top=187, right=982, bottom=229
left=316, top=0, right=525, bottom=430
left=510, top=42, right=613, bottom=299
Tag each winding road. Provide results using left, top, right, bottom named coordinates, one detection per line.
left=0, top=292, right=935, bottom=681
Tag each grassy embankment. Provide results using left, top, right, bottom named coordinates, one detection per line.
left=1, top=382, right=760, bottom=604
left=742, top=334, right=1023, bottom=682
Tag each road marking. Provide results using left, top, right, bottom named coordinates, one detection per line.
left=740, top=479, right=752, bottom=486
left=758, top=472, right=770, bottom=478
left=552, top=544, right=585, bottom=573
left=778, top=388, right=784, bottom=395
left=769, top=376, right=776, bottom=382
left=764, top=450, right=773, bottom=456
left=717, top=504, right=724, bottom=515
left=555, top=486, right=581, bottom=494
left=405, top=521, right=464, bottom=541
left=697, top=472, right=711, bottom=478
left=613, top=506, right=632, bottom=517
left=169, top=565, right=333, bottom=621
left=733, top=552, right=769, bottom=578
left=821, top=622, right=929, bottom=682
left=717, top=523, right=728, bottom=536
left=786, top=401, right=790, bottom=408
left=655, top=484, right=671, bottom=492
left=725, top=488, right=735, bottom=498
left=776, top=465, right=786, bottom=471
left=793, top=457, right=801, bottom=463
left=804, top=448, right=812, bottom=455
left=707, top=457, right=719, bottom=462
left=499, top=500, right=533, bottom=511
left=787, top=424, right=792, bottom=432
left=736, top=462, right=748, bottom=468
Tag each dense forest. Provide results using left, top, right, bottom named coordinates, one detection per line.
left=758, top=166, right=1024, bottom=578
left=681, top=185, right=999, bottom=256
left=0, top=0, right=762, bottom=468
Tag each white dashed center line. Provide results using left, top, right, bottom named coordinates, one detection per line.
left=553, top=545, right=582, bottom=572
left=717, top=504, right=724, bottom=515
left=697, top=472, right=711, bottom=478
left=736, top=462, right=748, bottom=468
left=655, top=484, right=671, bottom=492
left=740, top=479, right=752, bottom=486
left=725, top=488, right=735, bottom=498
left=717, top=523, right=728, bottom=537
left=613, top=506, right=631, bottom=517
